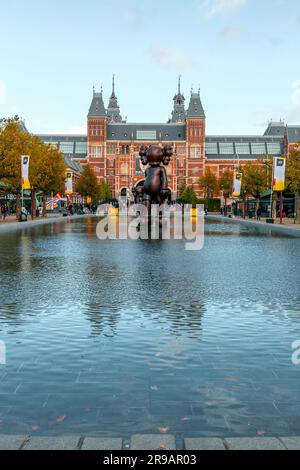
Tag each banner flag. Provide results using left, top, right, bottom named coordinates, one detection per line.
left=21, top=155, right=31, bottom=190
left=232, top=172, right=242, bottom=197
left=273, top=157, right=286, bottom=191
left=65, top=172, right=73, bottom=195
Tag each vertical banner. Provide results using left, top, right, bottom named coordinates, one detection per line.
left=232, top=172, right=242, bottom=197
left=21, top=155, right=31, bottom=190
left=65, top=172, right=73, bottom=195
left=273, top=157, right=286, bottom=191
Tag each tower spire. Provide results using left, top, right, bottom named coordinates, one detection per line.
left=107, top=75, right=122, bottom=123
left=112, top=74, right=115, bottom=97
left=170, top=76, right=186, bottom=123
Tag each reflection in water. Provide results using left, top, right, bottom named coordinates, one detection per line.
left=0, top=218, right=299, bottom=437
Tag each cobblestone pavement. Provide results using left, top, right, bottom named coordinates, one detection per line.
left=0, top=434, right=299, bottom=450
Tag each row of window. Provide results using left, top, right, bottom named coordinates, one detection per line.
left=43, top=141, right=281, bottom=158
left=44, top=141, right=88, bottom=155
left=205, top=142, right=282, bottom=155
left=90, top=126, right=104, bottom=137
left=190, top=127, right=202, bottom=138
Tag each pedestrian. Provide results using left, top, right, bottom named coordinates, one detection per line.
left=1, top=204, right=7, bottom=222
left=256, top=206, right=262, bottom=221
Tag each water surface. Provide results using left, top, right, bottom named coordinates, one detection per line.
left=0, top=217, right=299, bottom=437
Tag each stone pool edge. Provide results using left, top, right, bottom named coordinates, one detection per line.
left=0, top=214, right=99, bottom=233
left=0, top=434, right=300, bottom=450
left=206, top=214, right=300, bottom=237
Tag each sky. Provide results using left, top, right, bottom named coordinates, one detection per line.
left=0, top=0, right=300, bottom=135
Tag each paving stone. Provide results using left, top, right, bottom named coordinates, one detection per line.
left=279, top=437, right=300, bottom=450
left=0, top=435, right=27, bottom=450
left=225, top=437, right=285, bottom=450
left=131, top=434, right=176, bottom=450
left=23, top=436, right=80, bottom=450
left=81, top=437, right=123, bottom=450
left=184, top=438, right=225, bottom=450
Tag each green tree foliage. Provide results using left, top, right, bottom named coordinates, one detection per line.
left=199, top=169, right=219, bottom=200
left=178, top=182, right=187, bottom=198
left=31, top=145, right=66, bottom=215
left=180, top=186, right=198, bottom=206
left=286, top=146, right=300, bottom=194
left=0, top=117, right=66, bottom=216
left=219, top=169, right=234, bottom=198
left=75, top=165, right=101, bottom=202
left=240, top=161, right=270, bottom=200
left=99, top=179, right=112, bottom=201
left=286, top=146, right=300, bottom=221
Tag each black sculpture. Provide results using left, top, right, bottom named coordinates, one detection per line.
left=133, top=145, right=173, bottom=213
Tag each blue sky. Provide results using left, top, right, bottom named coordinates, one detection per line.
left=0, top=0, right=300, bottom=135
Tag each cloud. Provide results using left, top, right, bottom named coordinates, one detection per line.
left=44, top=124, right=87, bottom=135
left=254, top=81, right=300, bottom=126
left=220, top=26, right=243, bottom=40
left=292, top=80, right=300, bottom=106
left=286, top=80, right=300, bottom=122
left=120, top=8, right=142, bottom=31
left=269, top=37, right=284, bottom=48
left=0, top=80, right=7, bottom=105
left=150, top=46, right=196, bottom=70
left=200, top=0, right=247, bottom=20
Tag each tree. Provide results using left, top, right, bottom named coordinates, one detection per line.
left=178, top=181, right=187, bottom=198
left=0, top=117, right=65, bottom=217
left=181, top=185, right=198, bottom=206
left=99, top=179, right=112, bottom=201
left=0, top=118, right=31, bottom=196
left=75, top=165, right=101, bottom=202
left=199, top=169, right=219, bottom=202
left=31, top=145, right=66, bottom=216
left=240, top=161, right=270, bottom=207
left=219, top=169, right=234, bottom=207
left=286, top=146, right=300, bottom=221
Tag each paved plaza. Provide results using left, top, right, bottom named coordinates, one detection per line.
left=0, top=434, right=299, bottom=450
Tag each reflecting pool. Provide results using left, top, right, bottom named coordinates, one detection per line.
left=0, top=217, right=300, bottom=437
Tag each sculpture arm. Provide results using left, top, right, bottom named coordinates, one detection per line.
left=161, top=166, right=168, bottom=189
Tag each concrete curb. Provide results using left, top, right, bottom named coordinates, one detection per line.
left=0, top=214, right=99, bottom=233
left=0, top=434, right=299, bottom=450
left=206, top=214, right=300, bottom=237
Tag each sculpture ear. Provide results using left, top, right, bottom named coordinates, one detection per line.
left=139, top=145, right=148, bottom=158
left=163, top=145, right=173, bottom=158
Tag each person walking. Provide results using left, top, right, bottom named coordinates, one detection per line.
left=256, top=206, right=262, bottom=221
left=1, top=204, right=7, bottom=222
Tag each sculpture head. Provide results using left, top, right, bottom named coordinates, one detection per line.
left=139, top=144, right=173, bottom=166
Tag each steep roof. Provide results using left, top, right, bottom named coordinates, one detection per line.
left=286, top=126, right=300, bottom=143
left=63, top=155, right=83, bottom=173
left=87, top=89, right=106, bottom=117
left=107, top=123, right=186, bottom=141
left=263, top=121, right=285, bottom=136
left=187, top=89, right=205, bottom=118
